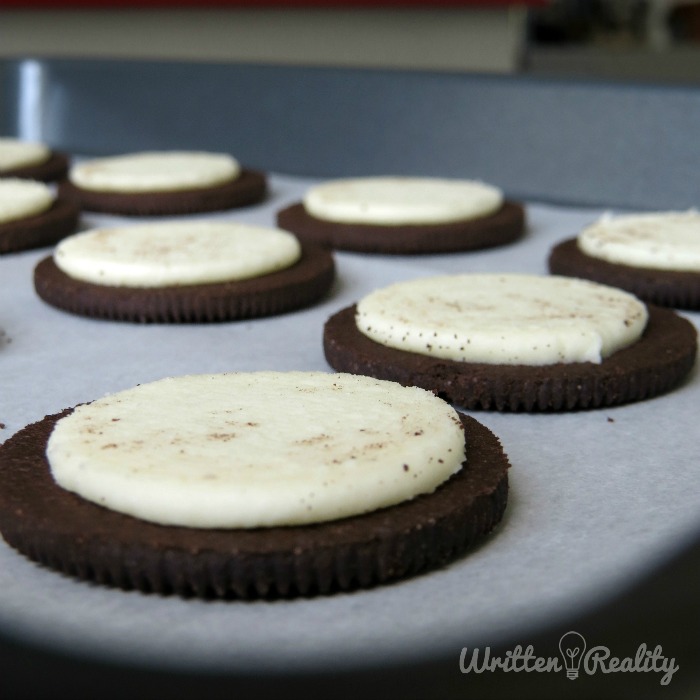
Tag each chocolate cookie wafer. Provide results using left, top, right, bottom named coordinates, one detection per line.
left=0, top=199, right=79, bottom=255
left=58, top=151, right=267, bottom=216
left=58, top=169, right=266, bottom=217
left=549, top=238, right=700, bottom=310
left=276, top=176, right=525, bottom=254
left=549, top=211, right=700, bottom=310
left=0, top=179, right=79, bottom=255
left=323, top=275, right=697, bottom=411
left=3, top=152, right=70, bottom=183
left=0, top=138, right=69, bottom=182
left=34, top=218, right=335, bottom=323
left=34, top=244, right=334, bottom=323
left=0, top=373, right=510, bottom=598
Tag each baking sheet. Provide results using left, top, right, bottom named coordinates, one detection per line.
left=0, top=172, right=698, bottom=673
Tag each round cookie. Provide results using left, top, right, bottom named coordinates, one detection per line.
left=277, top=177, right=525, bottom=254
left=549, top=211, right=700, bottom=310
left=0, top=137, right=69, bottom=182
left=0, top=179, right=79, bottom=255
left=33, top=221, right=335, bottom=323
left=58, top=151, right=267, bottom=216
left=0, top=373, right=510, bottom=598
left=323, top=275, right=697, bottom=411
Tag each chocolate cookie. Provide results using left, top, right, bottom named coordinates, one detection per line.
left=276, top=200, right=525, bottom=254
left=549, top=238, right=700, bottom=310
left=323, top=304, right=697, bottom=411
left=0, top=411, right=509, bottom=598
left=33, top=243, right=335, bottom=323
left=57, top=169, right=267, bottom=216
left=0, top=199, right=80, bottom=255
left=1, top=151, right=70, bottom=183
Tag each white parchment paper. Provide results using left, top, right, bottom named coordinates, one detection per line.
left=0, top=173, right=698, bottom=673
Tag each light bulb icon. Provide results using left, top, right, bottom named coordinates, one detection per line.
left=559, top=631, right=586, bottom=680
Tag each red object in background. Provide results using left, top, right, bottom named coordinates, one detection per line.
left=0, top=0, right=549, bottom=8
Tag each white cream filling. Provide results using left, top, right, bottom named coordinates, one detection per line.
left=53, top=221, right=302, bottom=287
left=578, top=210, right=700, bottom=272
left=303, top=176, right=504, bottom=225
left=0, top=137, right=50, bottom=172
left=46, top=372, right=466, bottom=528
left=0, top=178, right=54, bottom=224
left=69, top=151, right=240, bottom=193
left=356, top=274, right=648, bottom=365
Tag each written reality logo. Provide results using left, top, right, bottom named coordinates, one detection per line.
left=459, top=631, right=679, bottom=686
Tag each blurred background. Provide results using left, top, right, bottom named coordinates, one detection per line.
left=0, top=1, right=700, bottom=83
